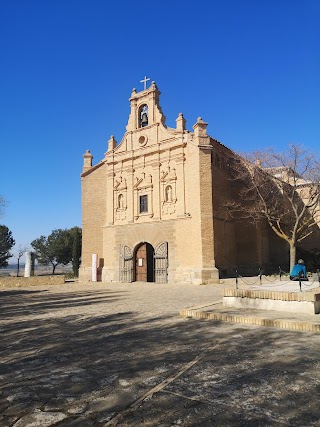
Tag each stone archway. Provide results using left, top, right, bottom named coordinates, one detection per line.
left=134, top=242, right=154, bottom=282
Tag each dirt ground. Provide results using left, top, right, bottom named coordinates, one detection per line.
left=1, top=282, right=320, bottom=426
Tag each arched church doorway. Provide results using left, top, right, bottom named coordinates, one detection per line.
left=134, top=242, right=154, bottom=282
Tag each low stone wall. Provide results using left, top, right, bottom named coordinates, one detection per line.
left=0, top=275, right=65, bottom=287
left=223, top=288, right=320, bottom=302
left=223, top=288, right=320, bottom=314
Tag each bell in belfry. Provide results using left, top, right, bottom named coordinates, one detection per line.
left=140, top=105, right=148, bottom=127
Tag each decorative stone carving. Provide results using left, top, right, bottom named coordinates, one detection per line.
left=114, top=176, right=127, bottom=221
left=138, top=135, right=148, bottom=146
left=161, top=166, right=177, bottom=215
left=165, top=185, right=173, bottom=202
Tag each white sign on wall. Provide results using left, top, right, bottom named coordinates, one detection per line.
left=92, top=253, right=98, bottom=282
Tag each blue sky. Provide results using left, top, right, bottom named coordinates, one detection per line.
left=1, top=0, right=319, bottom=260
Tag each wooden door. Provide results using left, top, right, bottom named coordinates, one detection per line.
left=136, top=243, right=147, bottom=282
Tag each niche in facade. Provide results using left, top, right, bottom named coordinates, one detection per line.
left=139, top=104, right=149, bottom=128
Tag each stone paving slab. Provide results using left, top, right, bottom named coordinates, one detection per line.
left=1, top=282, right=320, bottom=426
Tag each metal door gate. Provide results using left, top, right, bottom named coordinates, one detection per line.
left=119, top=245, right=133, bottom=282
left=154, top=242, right=168, bottom=283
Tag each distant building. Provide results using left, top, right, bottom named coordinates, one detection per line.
left=80, top=81, right=291, bottom=283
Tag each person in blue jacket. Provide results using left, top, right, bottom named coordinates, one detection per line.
left=290, top=259, right=308, bottom=281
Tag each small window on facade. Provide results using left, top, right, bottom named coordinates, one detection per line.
left=139, top=195, right=148, bottom=213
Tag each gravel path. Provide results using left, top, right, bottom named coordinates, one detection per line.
left=1, top=282, right=320, bottom=426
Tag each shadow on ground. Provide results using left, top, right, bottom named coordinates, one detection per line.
left=0, top=287, right=320, bottom=426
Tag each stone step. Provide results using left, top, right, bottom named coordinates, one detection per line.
left=179, top=302, right=320, bottom=333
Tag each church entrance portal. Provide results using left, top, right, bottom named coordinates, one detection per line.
left=119, top=241, right=168, bottom=283
left=135, top=242, right=154, bottom=282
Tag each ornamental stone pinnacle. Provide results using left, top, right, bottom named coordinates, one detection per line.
left=83, top=150, right=93, bottom=172
left=176, top=112, right=186, bottom=132
left=108, top=135, right=117, bottom=152
left=193, top=117, right=209, bottom=143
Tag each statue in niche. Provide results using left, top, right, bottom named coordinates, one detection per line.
left=118, top=194, right=124, bottom=209
left=165, top=185, right=173, bottom=202
left=140, top=105, right=148, bottom=127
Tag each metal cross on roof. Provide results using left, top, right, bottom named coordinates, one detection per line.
left=140, top=76, right=150, bottom=90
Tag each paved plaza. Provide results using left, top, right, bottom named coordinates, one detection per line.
left=1, top=281, right=320, bottom=426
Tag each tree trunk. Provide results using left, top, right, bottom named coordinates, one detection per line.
left=17, top=259, right=20, bottom=277
left=289, top=242, right=296, bottom=271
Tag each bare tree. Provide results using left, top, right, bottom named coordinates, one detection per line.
left=227, top=144, right=320, bottom=270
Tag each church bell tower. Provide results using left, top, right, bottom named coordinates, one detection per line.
left=126, top=78, right=166, bottom=132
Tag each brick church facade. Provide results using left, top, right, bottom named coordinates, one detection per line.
left=79, top=81, right=288, bottom=284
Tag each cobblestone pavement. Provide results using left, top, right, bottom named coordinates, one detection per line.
left=1, top=282, right=320, bottom=426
